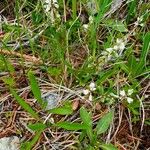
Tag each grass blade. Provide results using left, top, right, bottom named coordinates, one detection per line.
left=10, top=88, right=39, bottom=120
left=136, top=32, right=150, bottom=75
left=28, top=71, right=45, bottom=108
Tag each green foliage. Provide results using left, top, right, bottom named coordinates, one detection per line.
left=135, top=32, right=150, bottom=76
left=47, top=66, right=61, bottom=76
left=96, top=111, right=114, bottom=135
left=28, top=71, right=46, bottom=109
left=80, top=107, right=93, bottom=143
left=21, top=130, right=43, bottom=150
left=1, top=0, right=149, bottom=149
left=55, top=122, right=87, bottom=130
left=99, top=144, right=118, bottom=150
left=31, top=11, right=43, bottom=25
left=48, top=102, right=73, bottom=115
left=28, top=123, right=47, bottom=131
left=10, top=88, right=39, bottom=120
left=103, top=19, right=128, bottom=32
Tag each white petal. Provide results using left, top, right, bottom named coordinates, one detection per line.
left=127, top=97, right=133, bottom=103
left=116, top=38, right=123, bottom=44
left=114, top=45, right=119, bottom=50
left=89, top=82, right=96, bottom=91
left=119, top=42, right=125, bottom=50
left=89, top=16, right=94, bottom=24
left=106, top=48, right=113, bottom=53
left=120, top=90, right=126, bottom=97
left=89, top=93, right=93, bottom=101
left=83, top=89, right=90, bottom=95
left=128, top=89, right=133, bottom=96
left=83, top=24, right=89, bottom=30
left=107, top=54, right=112, bottom=61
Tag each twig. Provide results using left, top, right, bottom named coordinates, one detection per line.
left=0, top=49, right=42, bottom=64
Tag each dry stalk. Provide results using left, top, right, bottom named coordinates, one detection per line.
left=0, top=49, right=42, bottom=65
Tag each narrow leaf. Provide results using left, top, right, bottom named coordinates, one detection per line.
left=136, top=32, right=150, bottom=75
left=80, top=107, right=92, bottom=127
left=21, top=130, right=42, bottom=150
left=104, top=19, right=128, bottom=32
left=96, top=111, right=114, bottom=135
left=80, top=107, right=93, bottom=142
left=28, top=71, right=45, bottom=108
left=10, top=88, right=39, bottom=119
left=48, top=104, right=73, bottom=115
left=28, top=123, right=47, bottom=131
left=55, top=121, right=87, bottom=130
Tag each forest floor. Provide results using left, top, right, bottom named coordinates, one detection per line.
left=0, top=0, right=150, bottom=150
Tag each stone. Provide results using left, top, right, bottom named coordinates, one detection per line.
left=0, top=136, right=20, bottom=150
left=42, top=92, right=60, bottom=110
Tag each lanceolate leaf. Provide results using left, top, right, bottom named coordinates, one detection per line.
left=28, top=123, right=47, bottom=131
left=48, top=104, right=73, bottom=115
left=21, top=130, right=43, bottom=150
left=96, top=111, right=114, bottom=135
left=136, top=32, right=150, bottom=75
left=80, top=107, right=93, bottom=142
left=55, top=121, right=87, bottom=130
left=28, top=71, right=45, bottom=108
left=10, top=88, right=39, bottom=120
left=80, top=107, right=92, bottom=128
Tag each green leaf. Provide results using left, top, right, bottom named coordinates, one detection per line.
left=10, top=88, right=39, bottom=120
left=3, top=77, right=15, bottom=86
left=104, top=19, right=128, bottom=32
left=55, top=121, right=87, bottom=130
left=47, top=67, right=61, bottom=76
left=21, top=130, right=42, bottom=150
left=80, top=107, right=92, bottom=127
left=99, top=144, right=118, bottom=150
left=28, top=123, right=47, bottom=131
left=96, top=111, right=114, bottom=135
left=48, top=103, right=73, bottom=115
left=32, top=11, right=43, bottom=25
left=97, top=68, right=117, bottom=85
left=80, top=107, right=93, bottom=142
left=28, top=71, right=45, bottom=108
left=136, top=32, right=150, bottom=75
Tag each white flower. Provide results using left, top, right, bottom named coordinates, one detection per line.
left=114, top=38, right=126, bottom=52
left=128, top=89, right=133, bottom=96
left=106, top=48, right=113, bottom=53
left=43, top=0, right=60, bottom=23
left=89, top=93, right=93, bottom=101
left=113, top=45, right=119, bottom=50
left=116, top=38, right=123, bottom=44
left=120, top=90, right=126, bottom=97
left=89, top=82, right=96, bottom=91
left=83, top=24, right=89, bottom=30
left=137, top=16, right=143, bottom=22
left=89, top=16, right=94, bottom=24
left=119, top=42, right=125, bottom=50
left=83, top=89, right=90, bottom=95
left=49, top=117, right=54, bottom=124
left=127, top=97, right=133, bottom=103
